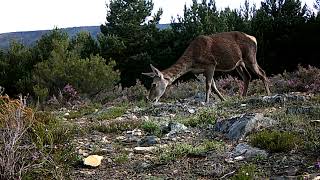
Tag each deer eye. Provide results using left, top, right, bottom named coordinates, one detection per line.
left=152, top=83, right=157, bottom=88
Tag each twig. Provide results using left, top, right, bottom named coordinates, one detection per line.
left=220, top=170, right=236, bottom=179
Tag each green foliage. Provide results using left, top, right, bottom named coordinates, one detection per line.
left=178, top=108, right=216, bottom=127
left=33, top=38, right=120, bottom=96
left=70, top=31, right=99, bottom=59
left=114, top=153, right=129, bottom=164
left=96, top=106, right=128, bottom=121
left=93, top=119, right=142, bottom=134
left=0, top=41, right=34, bottom=95
left=141, top=120, right=162, bottom=136
left=250, top=130, right=301, bottom=153
left=157, top=140, right=224, bottom=163
left=33, top=84, right=49, bottom=103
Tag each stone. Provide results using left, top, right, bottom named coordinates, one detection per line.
left=214, top=113, right=277, bottom=141
left=188, top=108, right=196, bottom=114
left=230, top=143, right=268, bottom=160
left=138, top=136, right=158, bottom=146
left=83, top=155, right=103, bottom=167
left=134, top=146, right=157, bottom=154
left=286, top=106, right=319, bottom=115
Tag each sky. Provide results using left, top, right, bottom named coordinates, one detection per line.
left=0, top=0, right=315, bottom=34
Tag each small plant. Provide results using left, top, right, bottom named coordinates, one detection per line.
left=216, top=75, right=244, bottom=96
left=114, top=153, right=129, bottom=164
left=68, top=104, right=100, bottom=119
left=157, top=140, right=224, bottom=163
left=141, top=120, right=162, bottom=137
left=178, top=109, right=216, bottom=127
left=96, top=106, right=127, bottom=121
left=232, top=164, right=260, bottom=180
left=93, top=119, right=142, bottom=134
left=250, top=130, right=301, bottom=153
left=33, top=84, right=49, bottom=103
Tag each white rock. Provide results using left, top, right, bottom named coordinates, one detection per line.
left=64, top=112, right=70, bottom=116
left=134, top=146, right=156, bottom=153
left=83, top=155, right=103, bottom=167
left=188, top=108, right=196, bottom=114
left=234, top=156, right=245, bottom=161
left=116, top=136, right=126, bottom=141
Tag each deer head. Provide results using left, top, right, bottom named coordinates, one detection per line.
left=142, top=64, right=169, bottom=102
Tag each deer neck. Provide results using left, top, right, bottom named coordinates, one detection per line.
left=161, top=56, right=192, bottom=84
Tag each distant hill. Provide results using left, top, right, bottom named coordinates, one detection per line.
left=0, top=24, right=170, bottom=50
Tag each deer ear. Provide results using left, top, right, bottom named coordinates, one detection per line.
left=150, top=64, right=163, bottom=77
left=141, top=72, right=156, bottom=78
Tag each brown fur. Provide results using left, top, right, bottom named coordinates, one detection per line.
left=143, top=31, right=271, bottom=103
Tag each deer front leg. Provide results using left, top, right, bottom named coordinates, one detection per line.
left=205, top=76, right=212, bottom=103
left=211, top=79, right=225, bottom=101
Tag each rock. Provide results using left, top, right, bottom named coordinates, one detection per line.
left=83, top=155, right=103, bottom=167
left=286, top=106, right=320, bottom=115
left=78, top=149, right=89, bottom=156
left=64, top=112, right=70, bottom=116
left=134, top=146, right=157, bottom=154
left=188, top=108, right=196, bottom=114
left=169, top=122, right=188, bottom=133
left=229, top=143, right=268, bottom=160
left=214, top=113, right=277, bottom=141
left=116, top=136, right=126, bottom=141
left=138, top=136, right=158, bottom=146
left=247, top=93, right=310, bottom=106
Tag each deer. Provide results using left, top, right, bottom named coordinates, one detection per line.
left=142, top=31, right=271, bottom=103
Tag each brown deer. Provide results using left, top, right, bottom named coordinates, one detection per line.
left=142, top=31, right=271, bottom=103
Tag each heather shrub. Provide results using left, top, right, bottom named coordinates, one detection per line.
left=163, top=75, right=205, bottom=101
left=216, top=75, right=244, bottom=96
left=270, top=65, right=320, bottom=94
left=95, top=80, right=147, bottom=104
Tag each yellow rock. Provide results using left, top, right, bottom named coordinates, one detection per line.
left=83, top=155, right=103, bottom=167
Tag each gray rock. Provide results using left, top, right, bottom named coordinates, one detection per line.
left=138, top=136, right=158, bottom=146
left=286, top=106, right=320, bottom=115
left=214, top=113, right=277, bottom=141
left=247, top=93, right=310, bottom=106
left=231, top=143, right=268, bottom=159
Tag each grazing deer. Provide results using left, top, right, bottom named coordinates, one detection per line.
left=142, top=31, right=271, bottom=103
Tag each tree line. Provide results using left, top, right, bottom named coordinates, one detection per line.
left=0, top=0, right=320, bottom=99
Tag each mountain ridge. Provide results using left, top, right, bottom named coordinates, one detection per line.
left=0, top=24, right=170, bottom=49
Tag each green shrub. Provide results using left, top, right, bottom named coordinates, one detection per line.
left=93, top=119, right=142, bottom=134
left=33, top=39, right=120, bottom=96
left=157, top=140, right=224, bottom=163
left=178, top=109, right=216, bottom=127
left=96, top=106, right=128, bottom=121
left=250, top=130, right=301, bottom=153
left=141, top=120, right=162, bottom=137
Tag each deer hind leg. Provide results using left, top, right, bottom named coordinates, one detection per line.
left=236, top=63, right=251, bottom=96
left=247, top=63, right=271, bottom=96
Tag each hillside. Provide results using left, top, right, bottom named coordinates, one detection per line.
left=0, top=24, right=170, bottom=49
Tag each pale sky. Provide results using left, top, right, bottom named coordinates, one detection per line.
left=0, top=0, right=315, bottom=34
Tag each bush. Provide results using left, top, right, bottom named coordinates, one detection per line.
left=250, top=130, right=301, bottom=153
left=33, top=39, right=120, bottom=96
left=0, top=95, right=78, bottom=179
left=0, top=96, right=34, bottom=179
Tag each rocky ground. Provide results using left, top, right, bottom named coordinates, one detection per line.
left=61, top=93, right=319, bottom=179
